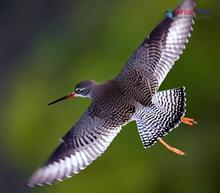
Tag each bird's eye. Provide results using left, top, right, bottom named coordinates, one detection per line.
left=75, top=88, right=83, bottom=93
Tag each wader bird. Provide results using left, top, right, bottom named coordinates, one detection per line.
left=27, top=0, right=197, bottom=187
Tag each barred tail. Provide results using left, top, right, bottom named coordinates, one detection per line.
left=135, top=87, right=186, bottom=148
left=152, top=87, right=186, bottom=126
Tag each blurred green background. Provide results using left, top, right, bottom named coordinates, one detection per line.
left=0, top=0, right=219, bottom=193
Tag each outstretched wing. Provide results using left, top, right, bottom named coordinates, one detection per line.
left=27, top=108, right=121, bottom=187
left=117, top=0, right=195, bottom=94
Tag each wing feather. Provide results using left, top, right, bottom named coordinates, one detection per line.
left=117, top=0, right=195, bottom=93
left=27, top=108, right=121, bottom=187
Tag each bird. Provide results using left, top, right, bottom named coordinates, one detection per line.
left=27, top=0, right=197, bottom=187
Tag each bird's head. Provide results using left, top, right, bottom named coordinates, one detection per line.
left=48, top=80, right=97, bottom=105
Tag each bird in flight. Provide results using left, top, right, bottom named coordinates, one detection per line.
left=27, top=0, right=197, bottom=187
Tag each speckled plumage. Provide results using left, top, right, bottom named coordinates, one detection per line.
left=27, top=0, right=195, bottom=187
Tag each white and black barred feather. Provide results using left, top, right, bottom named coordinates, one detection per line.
left=134, top=87, right=186, bottom=148
left=27, top=110, right=121, bottom=187
left=117, top=0, right=195, bottom=94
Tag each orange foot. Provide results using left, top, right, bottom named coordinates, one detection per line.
left=181, top=117, right=197, bottom=126
left=159, top=138, right=186, bottom=156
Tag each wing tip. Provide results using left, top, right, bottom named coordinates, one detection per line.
left=179, top=0, right=196, bottom=9
left=175, top=0, right=196, bottom=18
left=26, top=170, right=59, bottom=188
left=26, top=168, right=44, bottom=188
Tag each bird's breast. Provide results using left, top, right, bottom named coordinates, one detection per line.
left=89, top=91, right=136, bottom=128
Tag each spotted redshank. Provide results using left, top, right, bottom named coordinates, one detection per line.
left=27, top=0, right=197, bottom=187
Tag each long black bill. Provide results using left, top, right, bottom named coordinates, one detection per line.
left=48, top=93, right=75, bottom=106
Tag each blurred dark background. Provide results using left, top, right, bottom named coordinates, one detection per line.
left=0, top=0, right=219, bottom=193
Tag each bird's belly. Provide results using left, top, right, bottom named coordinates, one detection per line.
left=105, top=104, right=135, bottom=127
left=90, top=99, right=135, bottom=128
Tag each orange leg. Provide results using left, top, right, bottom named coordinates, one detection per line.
left=181, top=117, right=197, bottom=126
left=159, top=138, right=186, bottom=156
